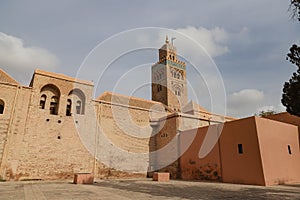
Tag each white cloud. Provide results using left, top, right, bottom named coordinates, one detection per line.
left=227, top=89, right=264, bottom=117
left=0, top=32, right=59, bottom=84
left=79, top=27, right=230, bottom=101
left=129, top=26, right=230, bottom=59
left=175, top=26, right=229, bottom=58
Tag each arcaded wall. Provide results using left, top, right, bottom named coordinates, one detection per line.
left=255, top=117, right=300, bottom=185
left=1, top=71, right=98, bottom=180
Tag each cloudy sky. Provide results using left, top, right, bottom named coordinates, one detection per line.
left=0, top=0, right=299, bottom=117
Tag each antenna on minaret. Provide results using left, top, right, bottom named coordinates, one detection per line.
left=165, top=35, right=169, bottom=44
left=171, top=37, right=176, bottom=45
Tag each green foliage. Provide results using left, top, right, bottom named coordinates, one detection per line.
left=256, top=110, right=277, bottom=117
left=287, top=44, right=300, bottom=68
left=281, top=2, right=300, bottom=117
left=290, top=0, right=300, bottom=21
left=282, top=71, right=300, bottom=117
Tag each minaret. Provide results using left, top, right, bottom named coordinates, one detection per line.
left=151, top=36, right=187, bottom=112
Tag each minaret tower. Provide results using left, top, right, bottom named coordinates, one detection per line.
left=151, top=36, right=187, bottom=112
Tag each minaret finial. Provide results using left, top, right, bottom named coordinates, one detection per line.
left=165, top=35, right=169, bottom=44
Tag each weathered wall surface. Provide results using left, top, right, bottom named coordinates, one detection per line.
left=95, top=102, right=152, bottom=174
left=256, top=117, right=300, bottom=186
left=0, top=84, right=31, bottom=180
left=150, top=113, right=212, bottom=179
left=1, top=70, right=98, bottom=180
left=0, top=69, right=239, bottom=181
left=180, top=126, right=221, bottom=181
left=150, top=115, right=179, bottom=178
left=152, top=64, right=168, bottom=106
left=177, top=116, right=300, bottom=186
left=153, top=113, right=209, bottom=151
left=1, top=78, right=174, bottom=180
left=0, top=83, right=18, bottom=174
left=95, top=91, right=172, bottom=174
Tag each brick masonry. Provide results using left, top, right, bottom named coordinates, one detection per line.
left=0, top=68, right=231, bottom=181
left=0, top=41, right=235, bottom=181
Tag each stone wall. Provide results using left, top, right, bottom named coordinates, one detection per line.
left=0, top=69, right=233, bottom=181
left=0, top=83, right=18, bottom=179
left=0, top=70, right=98, bottom=180
left=150, top=113, right=212, bottom=178
left=0, top=84, right=32, bottom=180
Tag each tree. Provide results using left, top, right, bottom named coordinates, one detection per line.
left=256, top=110, right=277, bottom=117
left=289, top=0, right=300, bottom=21
left=281, top=1, right=300, bottom=117
left=282, top=70, right=300, bottom=116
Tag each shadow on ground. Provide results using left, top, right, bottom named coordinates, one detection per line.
left=92, top=179, right=300, bottom=200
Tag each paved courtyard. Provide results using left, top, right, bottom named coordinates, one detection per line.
left=0, top=179, right=300, bottom=200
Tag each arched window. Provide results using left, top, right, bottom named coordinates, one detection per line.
left=66, top=99, right=72, bottom=116
left=39, top=95, right=46, bottom=109
left=0, top=100, right=4, bottom=114
left=76, top=100, right=82, bottom=114
left=40, top=84, right=60, bottom=114
left=50, top=96, right=59, bottom=115
left=68, top=88, right=85, bottom=115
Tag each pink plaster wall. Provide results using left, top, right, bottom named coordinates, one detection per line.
left=219, top=117, right=265, bottom=185
left=180, top=127, right=221, bottom=181
left=255, top=117, right=300, bottom=185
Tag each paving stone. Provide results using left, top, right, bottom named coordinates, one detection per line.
left=0, top=179, right=299, bottom=200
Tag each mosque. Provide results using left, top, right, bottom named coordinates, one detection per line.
left=0, top=38, right=299, bottom=186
